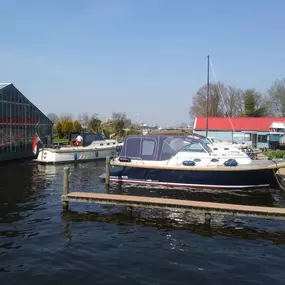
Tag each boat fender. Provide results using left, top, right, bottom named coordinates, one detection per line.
left=118, top=156, right=131, bottom=163
left=224, top=159, right=238, bottom=166
left=183, top=160, right=196, bottom=166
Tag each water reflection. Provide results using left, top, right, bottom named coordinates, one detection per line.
left=108, top=184, right=281, bottom=207
left=61, top=207, right=285, bottom=245
left=0, top=161, right=54, bottom=224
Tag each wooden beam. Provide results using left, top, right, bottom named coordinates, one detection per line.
left=62, top=192, right=285, bottom=220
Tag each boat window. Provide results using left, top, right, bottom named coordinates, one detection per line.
left=84, top=133, right=104, bottom=146
left=142, top=140, right=155, bottom=156
left=120, top=137, right=142, bottom=158
left=181, top=143, right=207, bottom=153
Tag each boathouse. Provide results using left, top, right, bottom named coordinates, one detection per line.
left=193, top=116, right=285, bottom=149
left=0, top=83, right=53, bottom=162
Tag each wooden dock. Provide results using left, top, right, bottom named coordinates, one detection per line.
left=61, top=191, right=285, bottom=220
left=62, top=166, right=285, bottom=221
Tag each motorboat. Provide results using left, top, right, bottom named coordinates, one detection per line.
left=108, top=134, right=285, bottom=190
left=35, top=131, right=122, bottom=164
left=189, top=134, right=255, bottom=158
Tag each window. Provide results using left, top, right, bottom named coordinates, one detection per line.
left=182, top=143, right=206, bottom=153
left=258, top=135, right=267, bottom=143
left=142, top=140, right=155, bottom=155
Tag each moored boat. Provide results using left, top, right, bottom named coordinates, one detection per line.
left=108, top=135, right=285, bottom=190
left=35, top=131, right=122, bottom=164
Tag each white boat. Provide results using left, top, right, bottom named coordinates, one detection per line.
left=189, top=134, right=252, bottom=157
left=35, top=131, right=122, bottom=164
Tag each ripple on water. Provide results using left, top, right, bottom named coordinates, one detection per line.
left=1, top=160, right=285, bottom=285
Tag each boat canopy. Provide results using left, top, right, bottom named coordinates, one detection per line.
left=68, top=131, right=104, bottom=147
left=119, top=135, right=212, bottom=161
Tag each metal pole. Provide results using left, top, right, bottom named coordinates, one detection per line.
left=63, top=167, right=70, bottom=211
left=206, top=55, right=210, bottom=137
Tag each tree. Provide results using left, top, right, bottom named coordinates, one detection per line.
left=243, top=89, right=268, bottom=117
left=115, top=120, right=125, bottom=136
left=111, top=112, right=132, bottom=129
left=73, top=120, right=82, bottom=132
left=88, top=118, right=101, bottom=133
left=61, top=120, right=73, bottom=137
left=224, top=86, right=245, bottom=117
left=55, top=121, right=63, bottom=138
left=112, top=112, right=127, bottom=121
left=268, top=78, right=285, bottom=116
left=60, top=114, right=73, bottom=121
left=78, top=113, right=89, bottom=125
left=47, top=113, right=59, bottom=123
left=190, top=82, right=226, bottom=118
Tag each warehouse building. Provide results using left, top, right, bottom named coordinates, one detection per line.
left=0, top=83, right=53, bottom=161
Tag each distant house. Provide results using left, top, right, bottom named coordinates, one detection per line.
left=139, top=124, right=159, bottom=135
left=193, top=116, right=285, bottom=148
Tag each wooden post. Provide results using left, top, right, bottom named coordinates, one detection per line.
left=105, top=156, right=110, bottom=186
left=204, top=212, right=211, bottom=225
left=63, top=167, right=70, bottom=211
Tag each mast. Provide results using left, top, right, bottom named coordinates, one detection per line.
left=206, top=55, right=209, bottom=137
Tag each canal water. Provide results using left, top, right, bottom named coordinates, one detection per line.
left=1, top=160, right=285, bottom=285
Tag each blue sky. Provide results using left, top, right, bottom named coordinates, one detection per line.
left=0, top=0, right=284, bottom=126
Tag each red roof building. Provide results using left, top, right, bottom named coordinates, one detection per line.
left=194, top=117, right=285, bottom=132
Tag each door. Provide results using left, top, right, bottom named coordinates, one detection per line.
left=252, top=133, right=257, bottom=148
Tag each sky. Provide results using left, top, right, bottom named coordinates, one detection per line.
left=0, top=0, right=284, bottom=126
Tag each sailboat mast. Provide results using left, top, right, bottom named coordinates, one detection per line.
left=206, top=55, right=209, bottom=137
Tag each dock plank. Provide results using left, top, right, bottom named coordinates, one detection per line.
left=62, top=192, right=285, bottom=220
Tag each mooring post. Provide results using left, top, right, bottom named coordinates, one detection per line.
left=204, top=212, right=211, bottom=225
left=63, top=167, right=70, bottom=211
left=105, top=156, right=110, bottom=186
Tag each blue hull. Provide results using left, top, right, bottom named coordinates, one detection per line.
left=109, top=165, right=279, bottom=190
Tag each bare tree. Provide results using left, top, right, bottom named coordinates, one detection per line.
left=224, top=86, right=245, bottom=117
left=60, top=113, right=73, bottom=121
left=112, top=112, right=127, bottom=121
left=111, top=112, right=132, bottom=128
left=78, top=113, right=89, bottom=125
left=190, top=82, right=226, bottom=118
left=47, top=113, right=59, bottom=123
left=268, top=78, right=285, bottom=116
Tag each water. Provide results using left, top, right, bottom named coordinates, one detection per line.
left=1, top=160, right=285, bottom=284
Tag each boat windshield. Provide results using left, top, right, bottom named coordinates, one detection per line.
left=180, top=142, right=213, bottom=153
left=201, top=137, right=213, bottom=145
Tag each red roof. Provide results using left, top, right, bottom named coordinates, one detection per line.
left=194, top=117, right=285, bottom=132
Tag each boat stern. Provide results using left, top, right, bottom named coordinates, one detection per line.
left=34, top=148, right=57, bottom=163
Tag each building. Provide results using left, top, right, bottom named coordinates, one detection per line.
left=0, top=83, right=53, bottom=161
left=193, top=116, right=285, bottom=149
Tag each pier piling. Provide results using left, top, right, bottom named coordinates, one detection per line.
left=63, top=167, right=70, bottom=211
left=105, top=156, right=110, bottom=186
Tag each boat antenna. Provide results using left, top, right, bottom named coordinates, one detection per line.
left=206, top=55, right=210, bottom=137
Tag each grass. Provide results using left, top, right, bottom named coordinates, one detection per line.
left=53, top=138, right=68, bottom=143
left=263, top=149, right=285, bottom=159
